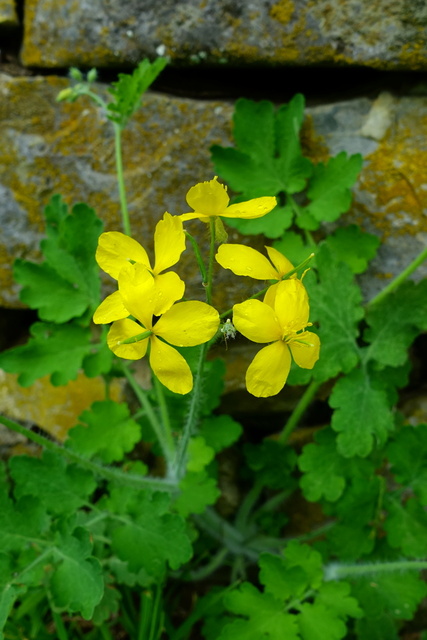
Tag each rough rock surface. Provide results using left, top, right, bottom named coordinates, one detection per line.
left=0, top=0, right=18, bottom=27
left=21, top=0, right=427, bottom=70
left=1, top=74, right=427, bottom=311
left=0, top=370, right=124, bottom=441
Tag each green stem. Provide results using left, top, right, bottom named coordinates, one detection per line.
left=120, top=329, right=152, bottom=344
left=114, top=122, right=131, bottom=236
left=153, top=375, right=176, bottom=458
left=121, top=364, right=175, bottom=471
left=173, top=342, right=208, bottom=478
left=367, top=244, right=427, bottom=308
left=278, top=379, right=321, bottom=444
left=185, top=231, right=207, bottom=282
left=324, top=559, right=427, bottom=582
left=205, top=218, right=216, bottom=305
left=234, top=482, right=263, bottom=532
left=186, top=547, right=229, bottom=581
left=0, top=414, right=176, bottom=493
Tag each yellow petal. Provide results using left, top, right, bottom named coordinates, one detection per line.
left=96, top=232, right=150, bottom=279
left=216, top=244, right=278, bottom=280
left=289, top=331, right=320, bottom=369
left=233, top=299, right=282, bottom=343
left=221, top=196, right=277, bottom=219
left=186, top=177, right=229, bottom=217
left=265, top=246, right=294, bottom=277
left=93, top=290, right=128, bottom=324
left=153, top=212, right=186, bottom=274
left=263, top=282, right=280, bottom=309
left=153, top=271, right=185, bottom=316
left=107, top=319, right=149, bottom=359
left=274, top=279, right=310, bottom=332
left=246, top=341, right=291, bottom=397
left=118, top=263, right=156, bottom=329
left=149, top=335, right=193, bottom=394
left=154, top=301, right=219, bottom=346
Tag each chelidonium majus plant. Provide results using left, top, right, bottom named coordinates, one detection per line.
left=1, top=59, right=427, bottom=640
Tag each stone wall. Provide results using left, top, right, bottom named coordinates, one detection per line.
left=1, top=0, right=427, bottom=434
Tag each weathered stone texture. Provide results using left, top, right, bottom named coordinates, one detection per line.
left=0, top=370, right=124, bottom=441
left=21, top=0, right=427, bottom=70
left=1, top=74, right=427, bottom=311
left=0, top=0, right=18, bottom=27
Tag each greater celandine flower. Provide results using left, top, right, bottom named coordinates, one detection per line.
left=233, top=279, right=320, bottom=398
left=95, top=212, right=186, bottom=318
left=93, top=263, right=220, bottom=395
left=179, top=177, right=277, bottom=223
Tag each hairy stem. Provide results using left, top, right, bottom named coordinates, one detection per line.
left=324, top=559, right=427, bottom=582
left=367, top=244, right=427, bottom=308
left=0, top=414, right=176, bottom=493
left=121, top=364, right=175, bottom=472
left=278, top=379, right=321, bottom=444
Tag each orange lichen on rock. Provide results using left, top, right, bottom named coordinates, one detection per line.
left=0, top=370, right=124, bottom=442
left=359, top=122, right=427, bottom=238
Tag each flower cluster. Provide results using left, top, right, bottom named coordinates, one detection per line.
left=93, top=177, right=319, bottom=396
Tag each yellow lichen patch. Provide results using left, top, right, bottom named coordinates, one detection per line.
left=359, top=123, right=427, bottom=238
left=270, top=0, right=294, bottom=25
left=398, top=41, right=427, bottom=71
left=300, top=114, right=330, bottom=164
left=0, top=0, right=18, bottom=26
left=0, top=370, right=124, bottom=442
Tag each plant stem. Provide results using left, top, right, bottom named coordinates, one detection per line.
left=173, top=342, right=207, bottom=478
left=0, top=414, right=176, bottom=493
left=121, top=364, right=175, bottom=471
left=186, top=547, right=229, bottom=581
left=324, top=559, right=427, bottom=582
left=205, top=218, right=216, bottom=305
left=153, top=375, right=176, bottom=458
left=234, top=482, right=263, bottom=532
left=114, top=122, right=131, bottom=236
left=367, top=243, right=427, bottom=308
left=185, top=231, right=207, bottom=283
left=278, top=379, right=321, bottom=444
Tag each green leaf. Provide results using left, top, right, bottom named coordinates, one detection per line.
left=0, top=321, right=92, bottom=386
left=384, top=497, right=427, bottom=556
left=386, top=424, right=427, bottom=504
left=351, top=571, right=427, bottom=623
left=308, top=244, right=363, bottom=382
left=174, top=471, right=220, bottom=517
left=187, top=437, right=215, bottom=473
left=244, top=440, right=297, bottom=490
left=200, top=415, right=243, bottom=452
left=225, top=204, right=293, bottom=239
left=107, top=58, right=168, bottom=128
left=325, top=225, right=380, bottom=274
left=304, top=152, right=363, bottom=223
left=10, top=450, right=96, bottom=515
left=364, top=280, right=427, bottom=367
left=14, top=198, right=103, bottom=323
left=329, top=368, right=394, bottom=457
left=219, top=582, right=299, bottom=640
left=273, top=231, right=313, bottom=269
left=211, top=96, right=312, bottom=238
left=82, top=338, right=114, bottom=377
left=51, top=526, right=104, bottom=619
left=107, top=491, right=192, bottom=580
left=259, top=543, right=323, bottom=601
left=298, top=428, right=347, bottom=502
left=298, top=602, right=347, bottom=640
left=66, top=401, right=141, bottom=464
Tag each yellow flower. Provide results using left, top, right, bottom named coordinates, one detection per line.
left=95, top=212, right=186, bottom=317
left=94, top=263, right=219, bottom=395
left=179, top=177, right=277, bottom=222
left=216, top=243, right=294, bottom=281
left=233, top=279, right=320, bottom=397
